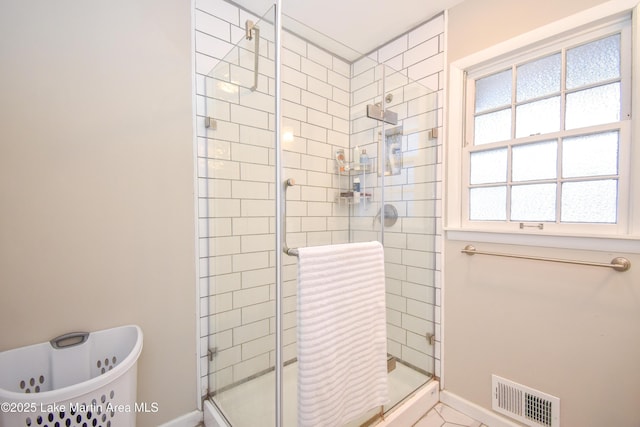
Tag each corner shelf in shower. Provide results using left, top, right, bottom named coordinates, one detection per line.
left=336, top=191, right=373, bottom=204
left=335, top=159, right=376, bottom=206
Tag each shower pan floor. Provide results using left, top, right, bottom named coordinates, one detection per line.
left=213, top=361, right=430, bottom=427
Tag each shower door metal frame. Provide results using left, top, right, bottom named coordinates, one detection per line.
left=273, top=1, right=284, bottom=426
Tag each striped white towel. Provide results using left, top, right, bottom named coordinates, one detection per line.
left=297, top=241, right=389, bottom=427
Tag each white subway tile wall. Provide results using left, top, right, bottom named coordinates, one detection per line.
left=194, top=0, right=443, bottom=397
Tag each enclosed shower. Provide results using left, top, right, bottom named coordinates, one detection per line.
left=195, top=1, right=442, bottom=425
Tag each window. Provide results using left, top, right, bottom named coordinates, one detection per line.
left=460, top=15, right=632, bottom=235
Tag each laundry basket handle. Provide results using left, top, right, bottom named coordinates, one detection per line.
left=50, top=331, right=89, bottom=349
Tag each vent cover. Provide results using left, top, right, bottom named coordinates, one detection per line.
left=492, top=375, right=560, bottom=427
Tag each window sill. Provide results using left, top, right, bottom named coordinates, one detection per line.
left=445, top=227, right=640, bottom=254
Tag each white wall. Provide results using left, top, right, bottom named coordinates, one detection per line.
left=447, top=0, right=609, bottom=63
left=445, top=1, right=640, bottom=426
left=0, top=1, right=197, bottom=426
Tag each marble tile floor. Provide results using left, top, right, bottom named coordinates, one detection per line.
left=413, top=403, right=488, bottom=427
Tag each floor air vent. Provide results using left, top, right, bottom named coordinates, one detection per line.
left=492, top=375, right=560, bottom=427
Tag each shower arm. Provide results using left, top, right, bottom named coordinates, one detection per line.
left=245, top=20, right=260, bottom=91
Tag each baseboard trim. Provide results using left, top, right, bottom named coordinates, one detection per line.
left=157, top=409, right=203, bottom=427
left=440, top=390, right=521, bottom=427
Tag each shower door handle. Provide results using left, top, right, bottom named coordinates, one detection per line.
left=282, top=178, right=299, bottom=256
left=245, top=20, right=260, bottom=91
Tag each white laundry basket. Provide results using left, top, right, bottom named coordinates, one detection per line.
left=0, top=325, right=143, bottom=427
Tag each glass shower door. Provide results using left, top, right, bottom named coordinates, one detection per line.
left=350, top=61, right=439, bottom=414
left=198, top=6, right=278, bottom=426
left=379, top=63, right=439, bottom=403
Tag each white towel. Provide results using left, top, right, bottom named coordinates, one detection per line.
left=297, top=241, right=389, bottom=427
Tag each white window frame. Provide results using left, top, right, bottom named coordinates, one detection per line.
left=446, top=0, right=640, bottom=251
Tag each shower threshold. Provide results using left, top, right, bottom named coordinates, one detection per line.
left=208, top=360, right=432, bottom=427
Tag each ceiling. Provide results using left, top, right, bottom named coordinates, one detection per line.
left=234, top=0, right=465, bottom=62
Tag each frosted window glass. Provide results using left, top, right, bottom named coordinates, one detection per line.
left=474, top=109, right=511, bottom=145
left=470, top=148, right=508, bottom=184
left=563, top=131, right=619, bottom=178
left=565, top=83, right=620, bottom=130
left=515, top=97, right=560, bottom=138
left=511, top=183, right=557, bottom=221
left=561, top=180, right=617, bottom=223
left=517, top=53, right=561, bottom=102
left=567, top=34, right=620, bottom=89
left=470, top=187, right=507, bottom=220
left=475, top=69, right=512, bottom=113
left=512, top=140, right=557, bottom=182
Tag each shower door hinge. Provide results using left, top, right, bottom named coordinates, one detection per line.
left=426, top=333, right=436, bottom=346
left=208, top=347, right=217, bottom=361
left=205, top=117, right=217, bottom=129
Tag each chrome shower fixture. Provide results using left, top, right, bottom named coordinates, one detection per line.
left=373, top=204, right=399, bottom=227
left=367, top=103, right=398, bottom=125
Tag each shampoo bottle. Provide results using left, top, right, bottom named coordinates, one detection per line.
left=360, top=149, right=369, bottom=168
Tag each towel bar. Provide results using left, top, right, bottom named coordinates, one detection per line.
left=461, top=245, right=631, bottom=272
